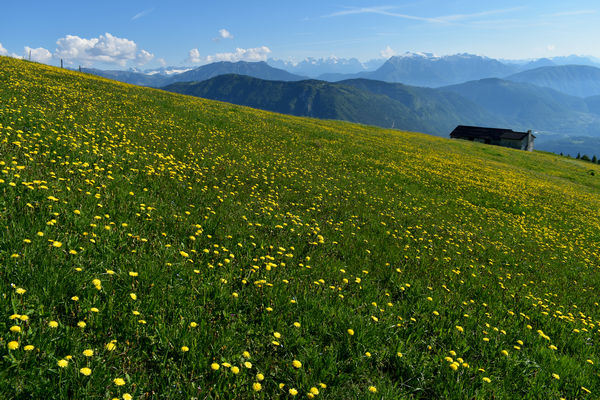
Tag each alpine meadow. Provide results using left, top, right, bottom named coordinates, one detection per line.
left=3, top=56, right=600, bottom=399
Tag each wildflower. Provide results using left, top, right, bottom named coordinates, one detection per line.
left=57, top=359, right=69, bottom=368
left=293, top=322, right=301, bottom=328
left=231, top=366, right=240, bottom=374
left=114, top=378, right=126, bottom=386
left=211, top=363, right=220, bottom=370
left=253, top=382, right=262, bottom=391
left=106, top=341, right=117, bottom=351
left=347, top=328, right=355, bottom=336
left=256, top=373, right=264, bottom=381
left=369, top=386, right=377, bottom=393
left=289, top=388, right=298, bottom=396
left=83, top=349, right=94, bottom=357
left=71, top=296, right=79, bottom=301
left=552, top=373, right=560, bottom=380
left=190, top=322, right=198, bottom=328
left=79, top=367, right=92, bottom=376
left=274, top=331, right=281, bottom=338
left=501, top=350, right=509, bottom=356
left=129, top=271, right=138, bottom=277
left=292, top=359, right=302, bottom=368
left=310, top=387, right=319, bottom=395
left=52, top=241, right=62, bottom=248
left=23, top=344, right=35, bottom=351
left=483, top=377, right=491, bottom=383
left=7, top=341, right=19, bottom=350
left=77, top=321, right=86, bottom=328
left=10, top=325, right=21, bottom=333
left=244, top=361, right=252, bottom=368
left=130, top=293, right=137, bottom=300
left=123, top=394, right=132, bottom=400
left=456, top=325, right=464, bottom=333
left=181, top=346, right=189, bottom=352
left=242, top=351, right=250, bottom=358
left=15, top=288, right=26, bottom=295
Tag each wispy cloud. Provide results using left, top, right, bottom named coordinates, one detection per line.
left=546, top=9, right=596, bottom=17
left=132, top=8, right=154, bottom=21
left=322, top=6, right=525, bottom=24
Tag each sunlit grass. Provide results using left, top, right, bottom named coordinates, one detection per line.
left=1, top=56, right=600, bottom=399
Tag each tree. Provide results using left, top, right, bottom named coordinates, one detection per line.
left=576, top=153, right=581, bottom=159
left=593, top=155, right=598, bottom=164
left=582, top=154, right=591, bottom=162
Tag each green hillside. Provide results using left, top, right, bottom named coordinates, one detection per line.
left=163, top=74, right=504, bottom=135
left=2, top=56, right=600, bottom=399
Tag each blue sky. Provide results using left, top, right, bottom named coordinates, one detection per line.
left=1, top=0, right=599, bottom=68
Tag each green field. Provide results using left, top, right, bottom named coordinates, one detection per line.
left=1, top=56, right=600, bottom=399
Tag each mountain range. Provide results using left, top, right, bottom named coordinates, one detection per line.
left=80, top=53, right=600, bottom=156
left=162, top=74, right=600, bottom=156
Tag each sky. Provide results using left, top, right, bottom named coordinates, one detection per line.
left=1, top=0, right=599, bottom=69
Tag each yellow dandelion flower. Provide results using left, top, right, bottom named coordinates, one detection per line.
left=211, top=363, right=220, bottom=370
left=347, top=328, right=355, bottom=336
left=7, top=341, right=19, bottom=350
left=310, top=387, right=320, bottom=395
left=24, top=345, right=34, bottom=351
left=273, top=331, right=281, bottom=338
left=244, top=361, right=252, bottom=368
left=483, top=377, right=491, bottom=383
left=293, top=322, right=301, bottom=328
left=15, top=288, right=26, bottom=295
left=501, top=350, right=509, bottom=356
left=106, top=341, right=117, bottom=351
left=123, top=394, right=132, bottom=400
left=77, top=321, right=87, bottom=328
left=369, top=386, right=377, bottom=393
left=52, top=241, right=62, bottom=248
left=71, top=296, right=79, bottom=301
left=190, top=322, right=198, bottom=328
left=289, top=388, right=298, bottom=396
left=242, top=351, right=250, bottom=358
left=552, top=373, right=560, bottom=380
left=292, top=359, right=302, bottom=368
left=57, top=359, right=69, bottom=368
left=79, top=367, right=92, bottom=376
left=256, top=373, right=264, bottom=381
left=10, top=325, right=21, bottom=333
left=48, top=320, right=59, bottom=328
left=83, top=349, right=94, bottom=357
left=253, top=382, right=262, bottom=391
left=114, top=378, right=126, bottom=386
left=181, top=346, right=189, bottom=352
left=456, top=325, right=464, bottom=333
left=231, top=366, right=240, bottom=374
left=130, top=293, right=137, bottom=300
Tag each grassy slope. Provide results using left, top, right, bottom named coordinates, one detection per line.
left=1, top=56, right=600, bottom=399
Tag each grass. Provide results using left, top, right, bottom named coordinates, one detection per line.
left=1, top=55, right=600, bottom=399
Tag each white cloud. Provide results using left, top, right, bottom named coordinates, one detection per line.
left=188, top=46, right=271, bottom=64
left=55, top=33, right=153, bottom=66
left=132, top=8, right=154, bottom=21
left=24, top=46, right=53, bottom=63
left=219, top=29, right=233, bottom=39
left=547, top=44, right=556, bottom=51
left=380, top=45, right=396, bottom=59
left=0, top=42, right=7, bottom=56
left=157, top=57, right=167, bottom=67
left=135, top=49, right=154, bottom=65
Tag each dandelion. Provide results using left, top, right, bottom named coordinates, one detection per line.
left=347, top=328, right=355, bottom=336
left=455, top=325, right=464, bottom=333
left=123, top=394, right=132, bottom=400
left=253, top=382, right=262, bottom=391
left=77, top=321, right=87, bottom=328
left=483, top=377, right=491, bottom=383
left=552, top=373, right=560, bottom=380
left=244, top=361, right=252, bottom=369
left=52, top=241, right=62, bottom=248
left=501, top=350, right=509, bottom=357
left=71, top=296, right=79, bottom=301
left=57, top=359, right=69, bottom=368
left=293, top=322, right=301, bottom=328
left=190, top=322, right=198, bottom=328
left=289, top=388, right=298, bottom=396
left=211, top=363, right=220, bottom=371
left=106, top=341, right=117, bottom=351
left=181, top=346, right=189, bottom=352
left=292, top=359, right=302, bottom=368
left=15, top=287, right=26, bottom=295
left=79, top=367, right=92, bottom=376
left=130, top=293, right=137, bottom=300
left=310, top=387, right=320, bottom=395
left=369, top=386, right=377, bottom=393
left=10, top=325, right=21, bottom=333
left=83, top=349, right=94, bottom=357
left=242, top=351, right=250, bottom=358
left=231, top=366, right=240, bottom=374
left=256, top=373, right=264, bottom=381
left=7, top=341, right=19, bottom=350
left=114, top=378, right=126, bottom=386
